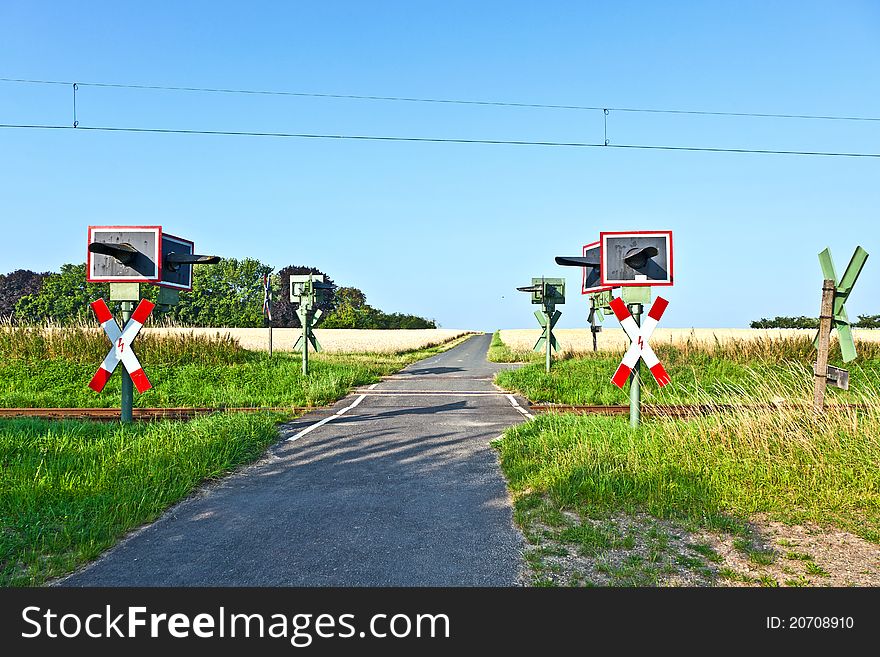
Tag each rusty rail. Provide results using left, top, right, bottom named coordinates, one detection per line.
left=527, top=403, right=870, bottom=417
left=0, top=407, right=321, bottom=421
left=1, top=403, right=871, bottom=422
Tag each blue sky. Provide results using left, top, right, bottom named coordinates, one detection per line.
left=1, top=1, right=878, bottom=331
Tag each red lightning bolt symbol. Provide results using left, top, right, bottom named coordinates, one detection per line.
left=117, top=337, right=124, bottom=353
left=638, top=336, right=643, bottom=350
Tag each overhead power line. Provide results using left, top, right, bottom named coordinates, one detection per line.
left=2, top=76, right=879, bottom=123
left=1, top=123, right=878, bottom=158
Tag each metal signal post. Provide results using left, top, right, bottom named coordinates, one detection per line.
left=628, top=303, right=642, bottom=428
left=291, top=274, right=332, bottom=375
left=517, top=277, right=565, bottom=373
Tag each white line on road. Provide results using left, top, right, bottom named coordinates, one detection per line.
left=368, top=383, right=379, bottom=390
left=285, top=394, right=367, bottom=443
left=354, top=390, right=507, bottom=395
left=506, top=394, right=534, bottom=420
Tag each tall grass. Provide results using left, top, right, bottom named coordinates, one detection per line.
left=0, top=328, right=473, bottom=408
left=497, top=371, right=880, bottom=542
left=0, top=325, right=248, bottom=365
left=0, top=413, right=282, bottom=586
left=486, top=330, right=542, bottom=363
left=495, top=335, right=880, bottom=405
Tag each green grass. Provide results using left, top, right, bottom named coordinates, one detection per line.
left=557, top=522, right=617, bottom=557
left=0, top=332, right=472, bottom=408
left=495, top=389, right=880, bottom=543
left=748, top=550, right=777, bottom=566
left=0, top=413, right=282, bottom=586
left=486, top=330, right=542, bottom=364
left=494, top=334, right=880, bottom=582
left=688, top=542, right=723, bottom=563
left=805, top=561, right=830, bottom=577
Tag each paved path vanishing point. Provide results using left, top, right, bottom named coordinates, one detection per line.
left=58, top=333, right=533, bottom=586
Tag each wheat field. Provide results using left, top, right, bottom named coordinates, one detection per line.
left=140, top=327, right=475, bottom=354
left=498, top=327, right=880, bottom=354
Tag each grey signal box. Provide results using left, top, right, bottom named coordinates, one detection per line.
left=600, top=230, right=673, bottom=287
left=555, top=241, right=610, bottom=294
left=517, top=277, right=565, bottom=306
left=87, top=225, right=220, bottom=290
left=159, top=233, right=219, bottom=291
left=87, top=226, right=161, bottom=283
left=290, top=274, right=333, bottom=306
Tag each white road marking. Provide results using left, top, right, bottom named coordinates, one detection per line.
left=286, top=394, right=367, bottom=443
left=368, top=383, right=378, bottom=390
left=506, top=394, right=534, bottom=419
left=355, top=390, right=506, bottom=395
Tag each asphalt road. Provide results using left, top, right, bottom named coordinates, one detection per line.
left=57, top=333, right=531, bottom=586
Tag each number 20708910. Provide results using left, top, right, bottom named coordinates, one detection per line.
left=766, top=616, right=854, bottom=630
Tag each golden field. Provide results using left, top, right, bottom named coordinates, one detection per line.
left=139, top=327, right=475, bottom=353
left=498, top=327, right=880, bottom=354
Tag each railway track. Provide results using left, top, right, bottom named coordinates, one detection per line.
left=0, top=407, right=319, bottom=421
left=528, top=402, right=869, bottom=417
left=1, top=402, right=869, bottom=421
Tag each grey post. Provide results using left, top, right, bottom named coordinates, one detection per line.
left=120, top=301, right=134, bottom=423
left=545, top=305, right=552, bottom=374
left=301, top=309, right=309, bottom=376
left=629, top=303, right=643, bottom=428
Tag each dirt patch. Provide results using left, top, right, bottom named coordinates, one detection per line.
left=695, top=514, right=880, bottom=587
left=517, top=498, right=880, bottom=587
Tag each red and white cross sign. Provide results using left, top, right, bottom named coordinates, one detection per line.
left=610, top=296, right=671, bottom=389
left=88, top=298, right=155, bottom=393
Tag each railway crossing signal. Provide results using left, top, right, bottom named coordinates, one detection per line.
left=610, top=295, right=672, bottom=428
left=813, top=246, right=868, bottom=363
left=86, top=225, right=221, bottom=421
left=610, top=297, right=671, bottom=388
left=812, top=246, right=868, bottom=413
left=558, top=230, right=675, bottom=427
left=599, top=230, right=673, bottom=287
left=516, top=277, right=565, bottom=373
left=87, top=226, right=162, bottom=283
left=89, top=298, right=155, bottom=394
left=290, top=274, right=333, bottom=375
left=158, top=233, right=221, bottom=291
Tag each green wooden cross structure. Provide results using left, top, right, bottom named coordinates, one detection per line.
left=814, top=246, right=868, bottom=363
left=517, top=277, right=565, bottom=372
left=290, top=274, right=332, bottom=375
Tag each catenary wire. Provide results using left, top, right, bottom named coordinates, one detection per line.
left=2, top=76, right=879, bottom=122
left=1, top=123, right=879, bottom=158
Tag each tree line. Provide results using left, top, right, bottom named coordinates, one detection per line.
left=0, top=260, right=436, bottom=329
left=750, top=315, right=880, bottom=329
